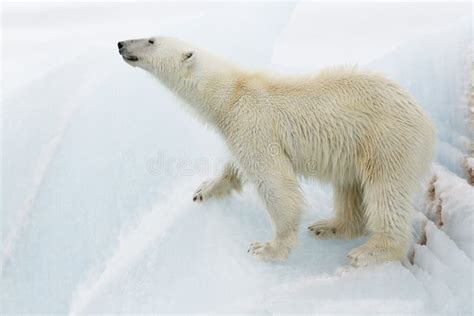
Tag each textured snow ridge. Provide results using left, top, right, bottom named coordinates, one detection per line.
left=462, top=156, right=474, bottom=185
left=424, top=165, right=474, bottom=258
left=410, top=165, right=474, bottom=314
left=70, top=184, right=191, bottom=314
left=0, top=59, right=105, bottom=275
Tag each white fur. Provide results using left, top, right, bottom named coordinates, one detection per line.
left=119, top=36, right=436, bottom=266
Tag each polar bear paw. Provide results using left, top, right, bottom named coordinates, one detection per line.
left=192, top=180, right=219, bottom=202
left=308, top=219, right=339, bottom=239
left=347, top=238, right=404, bottom=267
left=248, top=241, right=290, bottom=261
left=308, top=219, right=363, bottom=239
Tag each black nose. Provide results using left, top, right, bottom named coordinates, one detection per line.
left=118, top=42, right=124, bottom=49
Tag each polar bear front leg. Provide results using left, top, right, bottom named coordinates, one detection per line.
left=246, top=158, right=303, bottom=261
left=193, top=162, right=242, bottom=202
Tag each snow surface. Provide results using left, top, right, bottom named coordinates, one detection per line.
left=1, top=1, right=473, bottom=314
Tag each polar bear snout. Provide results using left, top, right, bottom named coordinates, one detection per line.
left=118, top=40, right=140, bottom=62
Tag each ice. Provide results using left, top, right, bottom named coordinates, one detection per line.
left=412, top=165, right=474, bottom=314
left=1, top=1, right=473, bottom=314
left=424, top=165, right=474, bottom=258
left=409, top=264, right=456, bottom=313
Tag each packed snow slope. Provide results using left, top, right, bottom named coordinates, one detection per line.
left=1, top=2, right=473, bottom=314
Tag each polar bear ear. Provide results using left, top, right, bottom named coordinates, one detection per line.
left=182, top=51, right=195, bottom=64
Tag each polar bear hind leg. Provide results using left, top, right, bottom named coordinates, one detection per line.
left=347, top=181, right=413, bottom=267
left=309, top=183, right=366, bottom=239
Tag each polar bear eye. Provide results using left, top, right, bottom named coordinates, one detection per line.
left=183, top=51, right=194, bottom=60
left=148, top=39, right=154, bottom=44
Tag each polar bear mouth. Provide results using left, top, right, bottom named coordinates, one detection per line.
left=123, top=55, right=139, bottom=62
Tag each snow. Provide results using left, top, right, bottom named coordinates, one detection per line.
left=423, top=165, right=474, bottom=260
left=1, top=1, right=473, bottom=314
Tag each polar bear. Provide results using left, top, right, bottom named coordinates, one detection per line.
left=118, top=36, right=436, bottom=267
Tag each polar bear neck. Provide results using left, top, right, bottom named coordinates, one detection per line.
left=156, top=58, right=244, bottom=129
left=183, top=70, right=242, bottom=125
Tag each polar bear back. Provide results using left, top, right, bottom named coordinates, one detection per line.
left=221, top=67, right=436, bottom=187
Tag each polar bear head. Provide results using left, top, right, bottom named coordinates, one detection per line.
left=118, top=36, right=239, bottom=122
left=117, top=36, right=236, bottom=90
left=118, top=36, right=196, bottom=79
